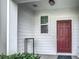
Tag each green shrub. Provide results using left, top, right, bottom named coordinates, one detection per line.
left=0, top=53, right=40, bottom=59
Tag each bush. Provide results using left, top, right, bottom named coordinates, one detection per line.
left=0, top=53, right=40, bottom=59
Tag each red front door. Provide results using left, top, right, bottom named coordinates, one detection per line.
left=57, top=20, right=72, bottom=53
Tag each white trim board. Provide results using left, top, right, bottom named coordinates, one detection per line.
left=13, top=0, right=40, bottom=3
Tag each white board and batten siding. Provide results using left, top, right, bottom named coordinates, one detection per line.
left=0, top=0, right=7, bottom=54
left=18, top=7, right=79, bottom=56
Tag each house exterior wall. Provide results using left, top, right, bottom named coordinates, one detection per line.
left=0, top=0, right=7, bottom=54
left=18, top=5, right=35, bottom=52
left=0, top=0, right=18, bottom=55
left=8, top=0, right=18, bottom=54
left=34, top=8, right=79, bottom=56
left=18, top=6, right=79, bottom=57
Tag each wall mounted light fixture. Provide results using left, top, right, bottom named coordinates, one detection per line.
left=49, top=0, right=55, bottom=6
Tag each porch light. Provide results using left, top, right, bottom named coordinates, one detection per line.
left=49, top=0, right=55, bottom=6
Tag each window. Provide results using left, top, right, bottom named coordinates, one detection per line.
left=40, top=16, right=48, bottom=33
left=41, top=16, right=48, bottom=24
